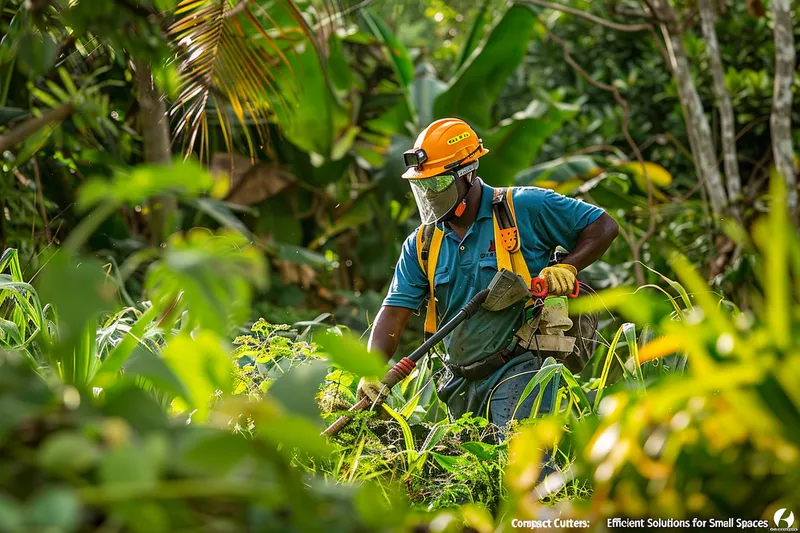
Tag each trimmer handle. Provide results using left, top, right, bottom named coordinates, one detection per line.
left=530, top=277, right=580, bottom=299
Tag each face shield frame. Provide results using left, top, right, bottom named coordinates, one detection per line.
left=409, top=160, right=479, bottom=224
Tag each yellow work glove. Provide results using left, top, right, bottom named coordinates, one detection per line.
left=357, top=376, right=389, bottom=404
left=538, top=263, right=578, bottom=296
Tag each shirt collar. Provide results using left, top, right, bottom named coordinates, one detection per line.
left=476, top=178, right=495, bottom=220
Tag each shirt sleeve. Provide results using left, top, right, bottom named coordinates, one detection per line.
left=382, top=229, right=429, bottom=310
left=532, top=189, right=605, bottom=251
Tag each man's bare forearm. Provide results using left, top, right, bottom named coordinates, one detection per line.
left=368, top=306, right=414, bottom=361
left=562, top=213, right=619, bottom=271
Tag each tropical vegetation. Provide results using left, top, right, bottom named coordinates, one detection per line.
left=0, top=0, right=798, bottom=531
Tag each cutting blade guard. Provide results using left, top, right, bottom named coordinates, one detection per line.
left=482, top=269, right=531, bottom=311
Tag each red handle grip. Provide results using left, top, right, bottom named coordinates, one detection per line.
left=530, top=277, right=580, bottom=299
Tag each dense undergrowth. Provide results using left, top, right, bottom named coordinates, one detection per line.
left=1, top=173, right=798, bottom=532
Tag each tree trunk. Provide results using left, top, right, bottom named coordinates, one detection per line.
left=770, top=0, right=797, bottom=214
left=647, top=0, right=729, bottom=215
left=699, top=0, right=742, bottom=212
left=133, top=58, right=176, bottom=243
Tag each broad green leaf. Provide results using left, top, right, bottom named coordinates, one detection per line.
left=509, top=362, right=561, bottom=419
left=763, top=168, right=790, bottom=349
left=454, top=0, right=492, bottom=73
left=0, top=494, right=23, bottom=533
left=362, top=9, right=414, bottom=88
left=382, top=404, right=417, bottom=469
left=434, top=3, right=539, bottom=129
left=0, top=106, right=29, bottom=125
left=102, top=383, right=170, bottom=433
left=39, top=432, right=101, bottom=475
left=16, top=31, right=58, bottom=78
left=145, top=229, right=266, bottom=334
left=459, top=441, right=501, bottom=461
left=569, top=286, right=669, bottom=325
left=317, top=195, right=375, bottom=242
left=326, top=33, right=354, bottom=98
left=268, top=360, right=329, bottom=424
left=478, top=100, right=579, bottom=187
left=27, top=488, right=80, bottom=533
left=581, top=174, right=644, bottom=211
left=176, top=429, right=252, bottom=476
left=419, top=422, right=453, bottom=452
left=331, top=126, right=361, bottom=161
left=77, top=159, right=213, bottom=211
left=256, top=196, right=303, bottom=245
left=272, top=36, right=349, bottom=158
left=13, top=122, right=58, bottom=168
left=559, top=366, right=593, bottom=417
left=36, top=253, right=115, bottom=357
left=274, top=244, right=332, bottom=269
left=410, top=66, right=446, bottom=128
left=122, top=346, right=190, bottom=401
left=99, top=441, right=163, bottom=488
left=151, top=62, right=181, bottom=100
left=315, top=328, right=386, bottom=377
left=252, top=404, right=332, bottom=459
left=431, top=452, right=463, bottom=472
left=189, top=198, right=254, bottom=239
left=163, top=332, right=234, bottom=422
left=514, top=155, right=600, bottom=191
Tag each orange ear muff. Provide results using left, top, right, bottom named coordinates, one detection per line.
left=455, top=200, right=467, bottom=217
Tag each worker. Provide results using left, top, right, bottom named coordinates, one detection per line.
left=359, top=118, right=618, bottom=427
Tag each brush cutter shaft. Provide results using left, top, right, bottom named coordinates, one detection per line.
left=322, top=288, right=491, bottom=437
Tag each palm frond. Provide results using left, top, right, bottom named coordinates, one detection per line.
left=168, top=0, right=313, bottom=161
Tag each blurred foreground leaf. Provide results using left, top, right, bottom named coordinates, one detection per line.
left=315, top=328, right=386, bottom=377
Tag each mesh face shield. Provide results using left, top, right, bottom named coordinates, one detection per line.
left=409, top=161, right=478, bottom=224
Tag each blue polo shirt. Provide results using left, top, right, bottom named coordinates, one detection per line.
left=383, top=180, right=604, bottom=366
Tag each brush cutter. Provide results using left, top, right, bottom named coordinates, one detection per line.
left=322, top=269, right=531, bottom=437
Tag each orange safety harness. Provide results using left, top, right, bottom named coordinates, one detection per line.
left=416, top=187, right=532, bottom=338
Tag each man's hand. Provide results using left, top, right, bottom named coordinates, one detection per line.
left=538, top=263, right=578, bottom=296
left=357, top=376, right=389, bottom=403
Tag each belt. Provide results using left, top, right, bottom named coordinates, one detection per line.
left=449, top=343, right=529, bottom=381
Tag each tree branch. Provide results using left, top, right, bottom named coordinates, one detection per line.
left=699, top=0, right=742, bottom=210
left=523, top=0, right=672, bottom=66
left=646, top=0, right=728, bottom=215
left=769, top=0, right=797, bottom=214
left=546, top=30, right=644, bottom=165
left=524, top=0, right=653, bottom=32
left=545, top=28, right=654, bottom=285
left=0, top=102, right=74, bottom=153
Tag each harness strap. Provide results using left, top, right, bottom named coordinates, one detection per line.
left=492, top=188, right=532, bottom=289
left=416, top=224, right=445, bottom=339
left=415, top=186, right=533, bottom=338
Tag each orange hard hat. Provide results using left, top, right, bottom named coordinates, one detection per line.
left=402, top=118, right=489, bottom=179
